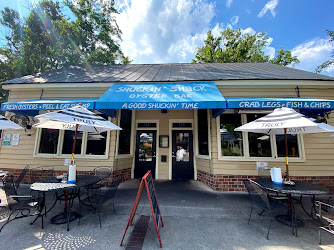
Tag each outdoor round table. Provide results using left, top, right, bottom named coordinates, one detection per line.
left=256, top=178, right=329, bottom=232
left=30, top=175, right=100, bottom=231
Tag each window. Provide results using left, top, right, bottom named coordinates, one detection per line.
left=218, top=113, right=303, bottom=160
left=86, top=132, right=107, bottom=155
left=118, top=109, right=132, bottom=154
left=276, top=134, right=299, bottom=157
left=247, top=114, right=272, bottom=157
left=197, top=109, right=209, bottom=155
left=39, top=128, right=59, bottom=154
left=62, top=131, right=83, bottom=155
left=220, top=114, right=243, bottom=156
left=35, top=114, right=109, bottom=158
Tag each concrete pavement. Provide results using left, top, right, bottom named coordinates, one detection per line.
left=0, top=179, right=333, bottom=250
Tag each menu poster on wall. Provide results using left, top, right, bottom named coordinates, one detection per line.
left=3, top=133, right=11, bottom=145
left=11, top=134, right=20, bottom=146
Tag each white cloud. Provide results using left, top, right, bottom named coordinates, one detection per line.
left=113, top=1, right=281, bottom=66
left=115, top=0, right=216, bottom=63
left=230, top=16, right=239, bottom=26
left=258, top=0, right=279, bottom=18
left=226, top=0, right=233, bottom=8
left=292, top=38, right=334, bottom=76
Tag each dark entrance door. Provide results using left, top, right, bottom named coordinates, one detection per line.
left=134, top=130, right=156, bottom=179
left=172, top=130, right=194, bottom=180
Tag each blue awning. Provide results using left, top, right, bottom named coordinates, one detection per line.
left=225, top=97, right=334, bottom=115
left=95, top=82, right=226, bottom=110
left=226, top=97, right=334, bottom=110
left=1, top=98, right=97, bottom=111
left=1, top=98, right=119, bottom=117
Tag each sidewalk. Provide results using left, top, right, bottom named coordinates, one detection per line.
left=0, top=179, right=333, bottom=250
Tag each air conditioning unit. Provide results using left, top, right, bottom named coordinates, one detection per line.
left=10, top=114, right=33, bottom=129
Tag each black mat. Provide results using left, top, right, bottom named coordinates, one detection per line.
left=126, top=215, right=150, bottom=250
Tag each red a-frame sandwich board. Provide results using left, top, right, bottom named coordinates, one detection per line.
left=120, top=171, right=164, bottom=248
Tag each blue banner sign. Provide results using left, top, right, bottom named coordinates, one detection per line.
left=96, top=82, right=226, bottom=109
left=1, top=99, right=97, bottom=111
left=226, top=97, right=334, bottom=110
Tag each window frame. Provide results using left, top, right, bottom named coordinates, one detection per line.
left=217, top=113, right=305, bottom=162
left=195, top=109, right=211, bottom=160
left=34, top=118, right=111, bottom=160
left=115, top=109, right=135, bottom=159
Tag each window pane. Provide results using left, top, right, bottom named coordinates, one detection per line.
left=86, top=132, right=107, bottom=155
left=198, top=109, right=209, bottom=155
left=118, top=109, right=132, bottom=154
left=62, top=130, right=83, bottom=154
left=176, top=132, right=190, bottom=162
left=220, top=114, right=243, bottom=156
left=276, top=134, right=299, bottom=157
left=139, top=132, right=154, bottom=162
left=39, top=128, right=59, bottom=154
left=247, top=114, right=272, bottom=157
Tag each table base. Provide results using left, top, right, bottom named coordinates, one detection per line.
left=50, top=211, right=81, bottom=225
left=276, top=214, right=304, bottom=228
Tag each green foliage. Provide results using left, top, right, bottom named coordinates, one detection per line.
left=192, top=28, right=299, bottom=67
left=0, top=0, right=131, bottom=104
left=191, top=30, right=222, bottom=63
left=269, top=47, right=299, bottom=66
left=316, top=30, right=334, bottom=73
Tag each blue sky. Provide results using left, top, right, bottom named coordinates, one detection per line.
left=1, top=0, right=334, bottom=76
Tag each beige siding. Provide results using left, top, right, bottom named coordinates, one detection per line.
left=1, top=83, right=334, bottom=178
left=1, top=87, right=115, bottom=172
left=212, top=86, right=334, bottom=177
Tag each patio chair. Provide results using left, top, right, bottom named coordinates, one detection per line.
left=30, top=166, right=54, bottom=183
left=243, top=179, right=293, bottom=239
left=14, top=165, right=30, bottom=191
left=94, top=167, right=113, bottom=185
left=0, top=175, right=44, bottom=232
left=316, top=200, right=334, bottom=244
left=79, top=174, right=123, bottom=228
left=82, top=167, right=113, bottom=198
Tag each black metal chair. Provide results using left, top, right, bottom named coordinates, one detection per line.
left=0, top=175, right=44, bottom=232
left=94, top=167, right=112, bottom=186
left=79, top=174, right=123, bottom=228
left=316, top=200, right=334, bottom=244
left=243, top=179, right=293, bottom=239
left=30, top=166, right=54, bottom=183
left=13, top=165, right=30, bottom=193
left=82, top=167, right=112, bottom=198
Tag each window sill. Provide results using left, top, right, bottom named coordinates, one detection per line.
left=33, top=154, right=109, bottom=160
left=116, top=154, right=133, bottom=159
left=195, top=154, right=211, bottom=160
left=218, top=156, right=305, bottom=163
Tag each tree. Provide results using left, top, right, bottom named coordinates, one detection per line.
left=192, top=27, right=299, bottom=67
left=316, top=30, right=334, bottom=73
left=191, top=30, right=222, bottom=63
left=64, top=0, right=127, bottom=65
left=269, top=47, right=299, bottom=67
left=0, top=0, right=131, bottom=104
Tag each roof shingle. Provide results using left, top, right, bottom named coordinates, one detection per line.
left=2, top=62, right=334, bottom=85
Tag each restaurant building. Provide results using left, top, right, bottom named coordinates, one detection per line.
left=1, top=63, right=334, bottom=192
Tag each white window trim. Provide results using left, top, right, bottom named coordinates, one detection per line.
left=33, top=125, right=111, bottom=160
left=116, top=109, right=135, bottom=159
left=194, top=109, right=211, bottom=160
left=217, top=114, right=306, bottom=162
